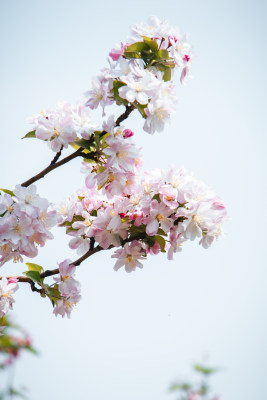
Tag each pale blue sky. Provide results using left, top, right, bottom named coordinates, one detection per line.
left=0, top=0, right=266, bottom=399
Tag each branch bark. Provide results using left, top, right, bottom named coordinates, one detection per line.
left=21, top=148, right=84, bottom=187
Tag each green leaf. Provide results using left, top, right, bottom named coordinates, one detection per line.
left=66, top=226, right=78, bottom=234
left=124, top=51, right=141, bottom=59
left=155, top=64, right=172, bottom=81
left=152, top=193, right=160, bottom=202
left=125, top=42, right=149, bottom=52
left=157, top=228, right=167, bottom=237
left=157, top=49, right=169, bottom=59
left=25, top=345, right=39, bottom=355
left=143, top=36, right=158, bottom=51
left=194, top=364, right=219, bottom=375
left=169, top=383, right=191, bottom=392
left=23, top=271, right=42, bottom=284
left=128, top=224, right=146, bottom=240
left=69, top=140, right=81, bottom=150
left=135, top=102, right=147, bottom=118
left=22, top=130, right=36, bottom=139
left=9, top=387, right=28, bottom=399
left=112, top=80, right=128, bottom=106
left=26, top=262, right=44, bottom=274
left=143, top=236, right=156, bottom=248
left=0, top=316, right=7, bottom=327
left=140, top=50, right=155, bottom=62
left=47, top=285, right=61, bottom=306
left=163, top=68, right=172, bottom=81
left=74, top=138, right=94, bottom=151
left=0, top=188, right=15, bottom=196
left=154, top=235, right=166, bottom=252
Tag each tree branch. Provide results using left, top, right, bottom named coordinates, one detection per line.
left=0, top=231, right=145, bottom=293
left=20, top=105, right=135, bottom=188
left=21, top=148, right=84, bottom=187
left=50, top=145, right=63, bottom=165
left=115, top=104, right=135, bottom=126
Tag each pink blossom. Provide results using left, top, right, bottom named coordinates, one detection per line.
left=0, top=277, right=19, bottom=317
left=112, top=241, right=145, bottom=273
left=54, top=259, right=80, bottom=297
left=123, top=129, right=134, bottom=138
left=145, top=200, right=173, bottom=236
left=85, top=75, right=113, bottom=114
left=31, top=102, right=77, bottom=152
left=109, top=42, right=126, bottom=61
left=53, top=293, right=81, bottom=319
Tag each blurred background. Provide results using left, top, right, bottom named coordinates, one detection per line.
left=0, top=0, right=266, bottom=398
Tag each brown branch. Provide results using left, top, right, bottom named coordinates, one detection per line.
left=0, top=244, right=104, bottom=292
left=50, top=145, right=63, bottom=165
left=0, top=231, right=146, bottom=293
left=21, top=148, right=84, bottom=187
left=115, top=104, right=135, bottom=127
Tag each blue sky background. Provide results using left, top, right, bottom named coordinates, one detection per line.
left=0, top=0, right=266, bottom=399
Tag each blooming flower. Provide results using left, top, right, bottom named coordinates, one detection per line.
left=0, top=277, right=19, bottom=317
left=31, top=102, right=77, bottom=152
left=53, top=293, right=81, bottom=319
left=54, top=259, right=80, bottom=297
left=112, top=241, right=145, bottom=272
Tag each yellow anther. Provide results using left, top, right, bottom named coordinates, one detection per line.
left=157, top=214, right=164, bottom=221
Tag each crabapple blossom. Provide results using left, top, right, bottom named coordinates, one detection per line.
left=53, top=293, right=81, bottom=319
left=54, top=259, right=80, bottom=297
left=30, top=102, right=77, bottom=152
left=0, top=186, right=57, bottom=266
left=0, top=277, right=18, bottom=317
left=109, top=42, right=127, bottom=61
left=112, top=241, right=145, bottom=273
left=0, top=17, right=227, bottom=320
left=85, top=75, right=113, bottom=114
left=119, top=70, right=161, bottom=105
left=58, top=164, right=227, bottom=277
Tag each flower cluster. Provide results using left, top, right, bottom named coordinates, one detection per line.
left=53, top=260, right=81, bottom=318
left=0, top=186, right=57, bottom=266
left=29, top=102, right=98, bottom=152
left=0, top=17, right=227, bottom=320
left=58, top=166, right=227, bottom=273
left=28, top=17, right=192, bottom=153
left=82, top=119, right=142, bottom=199
left=84, top=15, right=192, bottom=133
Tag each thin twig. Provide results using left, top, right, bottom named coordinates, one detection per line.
left=0, top=232, right=146, bottom=292
left=115, top=104, right=135, bottom=126
left=21, top=148, right=84, bottom=187
left=50, top=145, right=63, bottom=165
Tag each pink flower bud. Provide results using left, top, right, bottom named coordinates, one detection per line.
left=8, top=277, right=19, bottom=284
left=168, top=35, right=178, bottom=43
left=109, top=42, right=125, bottom=61
left=123, top=129, right=134, bottom=138
left=183, top=55, right=190, bottom=62
left=212, top=200, right=226, bottom=210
